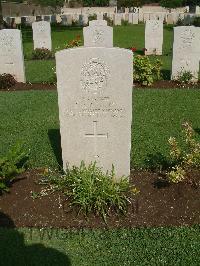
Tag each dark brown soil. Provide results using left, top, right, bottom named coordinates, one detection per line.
left=135, top=80, right=200, bottom=89
left=1, top=80, right=200, bottom=92
left=0, top=169, right=199, bottom=229
left=0, top=82, right=56, bottom=92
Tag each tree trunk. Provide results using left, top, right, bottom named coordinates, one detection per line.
left=0, top=0, right=4, bottom=30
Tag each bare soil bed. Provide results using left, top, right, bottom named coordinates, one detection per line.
left=0, top=169, right=199, bottom=229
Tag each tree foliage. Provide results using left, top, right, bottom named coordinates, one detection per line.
left=28, top=0, right=65, bottom=7
left=160, top=0, right=184, bottom=8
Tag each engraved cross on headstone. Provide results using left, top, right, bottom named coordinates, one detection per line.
left=85, top=121, right=108, bottom=159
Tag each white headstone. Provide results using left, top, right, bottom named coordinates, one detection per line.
left=97, top=13, right=104, bottom=20
left=56, top=14, right=62, bottom=23
left=149, top=13, right=157, bottom=20
left=26, top=16, right=36, bottom=25
left=114, top=14, right=122, bottom=25
left=56, top=47, right=133, bottom=179
left=123, top=13, right=129, bottom=21
left=172, top=26, right=200, bottom=81
left=167, top=13, right=179, bottom=24
left=82, top=14, right=88, bottom=26
left=32, top=21, right=52, bottom=50
left=128, top=14, right=133, bottom=24
left=125, top=7, right=129, bottom=13
left=145, top=20, right=163, bottom=55
left=15, top=17, right=21, bottom=25
left=132, top=13, right=139, bottom=24
left=89, top=19, right=107, bottom=26
left=66, top=14, right=72, bottom=25
left=72, top=14, right=80, bottom=24
left=143, top=13, right=150, bottom=22
left=196, top=6, right=200, bottom=14
left=83, top=25, right=113, bottom=47
left=0, top=29, right=25, bottom=82
left=138, top=10, right=144, bottom=22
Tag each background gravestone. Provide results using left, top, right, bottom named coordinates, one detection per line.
left=114, top=14, right=122, bottom=25
left=132, top=13, right=139, bottom=24
left=0, top=29, right=25, bottom=82
left=145, top=20, right=163, bottom=55
left=97, top=13, right=104, bottom=20
left=56, top=47, right=133, bottom=179
left=32, top=21, right=52, bottom=50
left=89, top=20, right=107, bottom=26
left=83, top=24, right=113, bottom=47
left=171, top=26, right=200, bottom=81
left=128, top=13, right=133, bottom=24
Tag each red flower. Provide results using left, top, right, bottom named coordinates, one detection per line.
left=131, top=47, right=137, bottom=52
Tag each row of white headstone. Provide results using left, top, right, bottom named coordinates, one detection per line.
left=0, top=21, right=199, bottom=84
left=4, top=12, right=197, bottom=27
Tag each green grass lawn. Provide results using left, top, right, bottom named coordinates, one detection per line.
left=0, top=225, right=199, bottom=265
left=21, top=24, right=173, bottom=83
left=0, top=89, right=200, bottom=169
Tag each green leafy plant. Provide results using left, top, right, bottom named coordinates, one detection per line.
left=32, top=48, right=53, bottom=60
left=177, top=70, right=194, bottom=84
left=121, top=19, right=129, bottom=26
left=39, top=161, right=139, bottom=222
left=133, top=55, right=162, bottom=86
left=0, top=142, right=29, bottom=193
left=103, top=15, right=113, bottom=26
left=0, top=74, right=16, bottom=90
left=88, top=14, right=97, bottom=21
left=167, top=122, right=200, bottom=183
left=193, top=16, right=200, bottom=27
left=176, top=18, right=184, bottom=26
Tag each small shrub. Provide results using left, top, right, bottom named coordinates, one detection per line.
left=88, top=14, right=97, bottom=22
left=0, top=74, right=16, bottom=90
left=65, top=35, right=82, bottom=49
left=176, top=18, right=184, bottom=26
left=177, top=70, right=194, bottom=84
left=167, top=122, right=200, bottom=183
left=0, top=142, right=29, bottom=193
left=121, top=19, right=129, bottom=26
left=39, top=161, right=139, bottom=221
left=32, top=48, right=53, bottom=60
left=104, top=16, right=113, bottom=26
left=167, top=166, right=186, bottom=183
left=133, top=55, right=162, bottom=86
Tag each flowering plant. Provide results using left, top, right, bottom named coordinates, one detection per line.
left=131, top=47, right=137, bottom=53
left=65, top=35, right=82, bottom=49
left=167, top=122, right=200, bottom=183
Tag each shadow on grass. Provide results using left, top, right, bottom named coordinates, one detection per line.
left=164, top=25, right=174, bottom=32
left=21, top=27, right=33, bottom=43
left=52, top=25, right=83, bottom=32
left=0, top=212, right=71, bottom=266
left=161, top=69, right=171, bottom=80
left=194, top=128, right=200, bottom=135
left=48, top=129, right=63, bottom=167
left=144, top=152, right=171, bottom=171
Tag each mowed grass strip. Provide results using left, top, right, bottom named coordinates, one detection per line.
left=22, top=24, right=173, bottom=83
left=0, top=225, right=199, bottom=265
left=0, top=89, right=200, bottom=169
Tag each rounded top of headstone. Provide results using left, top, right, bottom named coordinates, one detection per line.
left=89, top=20, right=108, bottom=27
